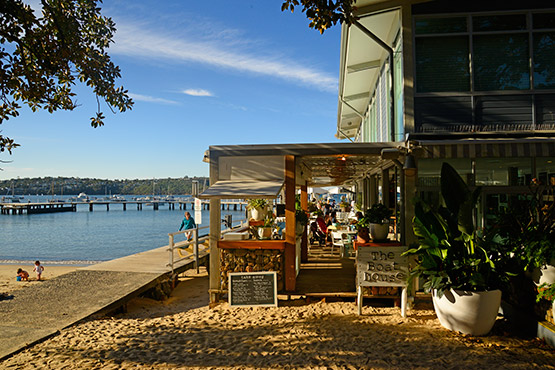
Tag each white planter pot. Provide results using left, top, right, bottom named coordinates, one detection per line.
left=296, top=223, right=305, bottom=237
left=539, top=261, right=555, bottom=286
left=369, top=223, right=389, bottom=241
left=250, top=207, right=265, bottom=221
left=258, top=227, right=272, bottom=239
left=432, top=289, right=502, bottom=336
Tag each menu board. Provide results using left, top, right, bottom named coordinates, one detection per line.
left=229, top=272, right=278, bottom=307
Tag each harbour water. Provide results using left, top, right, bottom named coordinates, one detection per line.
left=0, top=195, right=246, bottom=265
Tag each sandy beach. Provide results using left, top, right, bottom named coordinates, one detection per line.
left=1, top=263, right=79, bottom=295
left=1, top=265, right=554, bottom=369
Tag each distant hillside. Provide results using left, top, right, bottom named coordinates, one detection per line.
left=0, top=176, right=209, bottom=196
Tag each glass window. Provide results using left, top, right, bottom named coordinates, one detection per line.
left=533, top=12, right=555, bottom=29
left=418, top=158, right=472, bottom=187
left=415, top=17, right=467, bottom=34
left=473, top=34, right=530, bottom=91
left=473, top=15, right=527, bottom=32
left=415, top=36, right=470, bottom=93
left=533, top=32, right=555, bottom=89
left=536, top=157, right=555, bottom=185
left=475, top=158, right=532, bottom=186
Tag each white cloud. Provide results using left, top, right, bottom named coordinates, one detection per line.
left=182, top=89, right=214, bottom=97
left=128, top=93, right=179, bottom=105
left=111, top=22, right=337, bottom=93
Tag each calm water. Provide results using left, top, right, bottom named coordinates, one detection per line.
left=0, top=195, right=246, bottom=265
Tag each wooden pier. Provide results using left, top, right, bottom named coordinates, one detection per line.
left=0, top=200, right=246, bottom=215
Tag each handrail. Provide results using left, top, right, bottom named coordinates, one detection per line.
left=167, top=219, right=247, bottom=275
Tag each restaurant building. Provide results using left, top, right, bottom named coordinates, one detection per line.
left=338, top=0, right=554, bottom=222
left=201, top=0, right=555, bottom=303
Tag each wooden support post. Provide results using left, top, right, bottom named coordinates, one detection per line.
left=209, top=156, right=221, bottom=304
left=89, top=203, right=93, bottom=212
left=123, top=203, right=126, bottom=211
left=106, top=203, right=109, bottom=211
left=284, top=155, right=296, bottom=292
left=301, top=183, right=308, bottom=263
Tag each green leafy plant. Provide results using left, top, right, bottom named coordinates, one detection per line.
left=494, top=179, right=555, bottom=270
left=403, top=163, right=510, bottom=296
left=295, top=209, right=309, bottom=226
left=339, top=200, right=350, bottom=210
left=307, top=201, right=318, bottom=213
left=263, top=213, right=275, bottom=228
left=0, top=0, right=134, bottom=154
left=247, top=199, right=268, bottom=210
left=363, top=203, right=392, bottom=225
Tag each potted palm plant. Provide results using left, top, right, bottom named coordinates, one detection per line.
left=403, top=163, right=510, bottom=336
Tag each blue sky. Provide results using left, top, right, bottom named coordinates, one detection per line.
left=0, top=0, right=341, bottom=180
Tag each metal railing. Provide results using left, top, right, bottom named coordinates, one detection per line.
left=167, top=218, right=248, bottom=275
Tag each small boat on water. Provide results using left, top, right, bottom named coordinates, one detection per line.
left=1, top=195, right=24, bottom=203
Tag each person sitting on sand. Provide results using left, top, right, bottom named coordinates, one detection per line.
left=16, top=268, right=29, bottom=281
left=33, top=260, right=44, bottom=281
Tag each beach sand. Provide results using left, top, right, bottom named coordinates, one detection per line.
left=0, top=263, right=79, bottom=295
left=1, top=266, right=554, bottom=369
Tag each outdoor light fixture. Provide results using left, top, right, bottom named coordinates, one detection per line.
left=403, top=154, right=417, bottom=177
left=380, top=148, right=401, bottom=160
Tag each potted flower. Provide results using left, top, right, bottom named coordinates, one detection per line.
left=356, top=215, right=371, bottom=243
left=537, top=282, right=555, bottom=324
left=403, top=163, right=510, bottom=336
left=365, top=203, right=392, bottom=241
left=339, top=200, right=350, bottom=212
left=247, top=199, right=268, bottom=221
left=258, top=213, right=274, bottom=239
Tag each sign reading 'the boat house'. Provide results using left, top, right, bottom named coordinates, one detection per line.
left=356, top=246, right=408, bottom=287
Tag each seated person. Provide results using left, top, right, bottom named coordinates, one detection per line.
left=310, top=216, right=328, bottom=245
left=16, top=268, right=29, bottom=281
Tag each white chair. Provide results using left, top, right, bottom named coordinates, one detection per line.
left=332, top=231, right=354, bottom=258
left=331, top=231, right=344, bottom=256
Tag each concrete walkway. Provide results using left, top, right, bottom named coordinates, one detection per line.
left=0, top=245, right=208, bottom=360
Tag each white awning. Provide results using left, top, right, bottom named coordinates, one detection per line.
left=198, top=180, right=284, bottom=199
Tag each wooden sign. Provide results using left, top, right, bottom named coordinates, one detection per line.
left=356, top=246, right=409, bottom=317
left=356, top=246, right=408, bottom=287
left=229, top=271, right=278, bottom=307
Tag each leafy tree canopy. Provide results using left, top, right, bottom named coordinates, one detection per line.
left=281, top=0, right=357, bottom=33
left=0, top=0, right=133, bottom=154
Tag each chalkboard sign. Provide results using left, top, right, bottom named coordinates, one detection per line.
left=229, top=271, right=278, bottom=307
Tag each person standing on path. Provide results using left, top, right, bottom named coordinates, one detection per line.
left=179, top=212, right=196, bottom=241
left=33, top=261, right=44, bottom=281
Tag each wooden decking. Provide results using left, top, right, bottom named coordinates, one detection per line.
left=294, top=243, right=357, bottom=297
